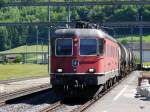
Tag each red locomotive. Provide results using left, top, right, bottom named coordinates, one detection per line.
left=50, top=22, right=136, bottom=97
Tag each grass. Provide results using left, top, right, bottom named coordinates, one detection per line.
left=143, top=62, right=150, bottom=66
left=135, top=59, right=150, bottom=66
left=0, top=45, right=48, bottom=53
left=0, top=64, right=48, bottom=80
left=117, top=35, right=150, bottom=43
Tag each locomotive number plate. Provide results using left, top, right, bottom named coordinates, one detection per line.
left=72, top=59, right=79, bottom=67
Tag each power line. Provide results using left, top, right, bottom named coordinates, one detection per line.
left=0, top=22, right=150, bottom=28
left=1, top=1, right=150, bottom=7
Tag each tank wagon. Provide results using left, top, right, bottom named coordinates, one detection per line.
left=50, top=22, right=135, bottom=97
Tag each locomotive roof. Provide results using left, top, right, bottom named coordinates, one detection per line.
left=55, top=28, right=117, bottom=43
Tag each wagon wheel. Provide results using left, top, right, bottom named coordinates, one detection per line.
left=113, top=77, right=117, bottom=84
left=101, top=82, right=108, bottom=92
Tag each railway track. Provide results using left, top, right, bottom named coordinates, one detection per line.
left=38, top=72, right=132, bottom=112
left=39, top=101, right=63, bottom=112
left=0, top=85, right=63, bottom=112
left=0, top=72, right=133, bottom=112
left=0, top=76, right=48, bottom=84
left=0, top=84, right=50, bottom=107
left=39, top=99, right=81, bottom=112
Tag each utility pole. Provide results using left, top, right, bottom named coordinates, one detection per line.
left=42, top=41, right=44, bottom=64
left=67, top=0, right=71, bottom=28
left=35, top=25, right=39, bottom=64
left=140, top=16, right=143, bottom=69
left=48, top=0, right=51, bottom=76
left=25, top=42, right=27, bottom=63
left=138, top=3, right=143, bottom=69
left=130, top=27, right=134, bottom=51
left=137, top=3, right=143, bottom=69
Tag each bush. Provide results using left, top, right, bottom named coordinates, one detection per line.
left=121, top=39, right=128, bottom=45
left=14, top=56, right=22, bottom=63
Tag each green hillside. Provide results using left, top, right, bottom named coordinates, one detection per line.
left=0, top=45, right=48, bottom=53
left=117, top=35, right=150, bottom=43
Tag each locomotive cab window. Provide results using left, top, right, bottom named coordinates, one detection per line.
left=56, top=38, right=72, bottom=56
left=98, top=39, right=104, bottom=55
left=80, top=39, right=97, bottom=56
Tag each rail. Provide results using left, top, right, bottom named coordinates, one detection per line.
left=39, top=101, right=63, bottom=112
left=0, top=84, right=50, bottom=107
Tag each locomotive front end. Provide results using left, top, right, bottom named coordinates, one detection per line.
left=50, top=29, right=105, bottom=93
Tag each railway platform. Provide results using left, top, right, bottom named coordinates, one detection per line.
left=86, top=71, right=150, bottom=112
left=0, top=76, right=50, bottom=94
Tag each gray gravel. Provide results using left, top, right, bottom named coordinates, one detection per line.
left=0, top=90, right=61, bottom=112
left=0, top=89, right=91, bottom=112
left=50, top=98, right=89, bottom=112
left=52, top=105, right=80, bottom=112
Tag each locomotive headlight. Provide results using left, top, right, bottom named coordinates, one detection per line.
left=57, top=69, right=63, bottom=73
left=88, top=68, right=95, bottom=73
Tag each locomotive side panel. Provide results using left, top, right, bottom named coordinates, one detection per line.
left=104, top=38, right=119, bottom=73
left=96, top=37, right=120, bottom=85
